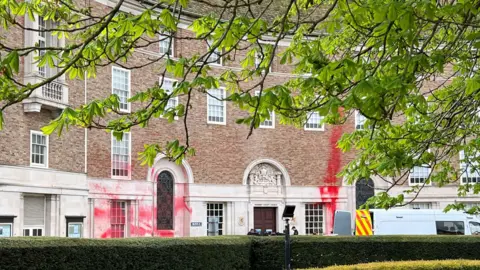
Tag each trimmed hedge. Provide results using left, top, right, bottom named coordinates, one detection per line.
left=312, top=260, right=480, bottom=269
left=0, top=237, right=252, bottom=270
left=2, top=236, right=480, bottom=269
left=252, top=236, right=480, bottom=269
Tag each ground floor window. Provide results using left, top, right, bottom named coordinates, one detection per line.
left=23, top=195, right=45, bottom=237
left=110, top=201, right=127, bottom=238
left=305, top=203, right=323, bottom=235
left=207, top=203, right=224, bottom=236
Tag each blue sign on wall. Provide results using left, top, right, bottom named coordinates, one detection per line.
left=0, top=224, right=12, bottom=237
left=191, top=222, right=202, bottom=227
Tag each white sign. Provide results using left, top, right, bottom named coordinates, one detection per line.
left=191, top=222, right=202, bottom=227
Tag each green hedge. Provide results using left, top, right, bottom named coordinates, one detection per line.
left=312, top=260, right=480, bottom=269
left=251, top=236, right=480, bottom=269
left=0, top=237, right=252, bottom=270
left=2, top=236, right=480, bottom=269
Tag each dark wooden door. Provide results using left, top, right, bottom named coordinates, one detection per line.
left=254, top=207, right=277, bottom=234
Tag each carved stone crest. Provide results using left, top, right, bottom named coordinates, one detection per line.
left=248, top=163, right=282, bottom=186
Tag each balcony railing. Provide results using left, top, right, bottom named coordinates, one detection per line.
left=42, top=81, right=64, bottom=102
left=23, top=78, right=69, bottom=113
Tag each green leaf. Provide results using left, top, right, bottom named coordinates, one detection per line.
left=387, top=4, right=397, bottom=21
left=10, top=51, right=19, bottom=73
left=0, top=111, right=3, bottom=130
left=466, top=78, right=480, bottom=95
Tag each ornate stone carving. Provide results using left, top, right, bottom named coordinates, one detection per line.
left=248, top=163, right=282, bottom=186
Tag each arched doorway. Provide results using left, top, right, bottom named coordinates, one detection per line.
left=355, top=178, right=374, bottom=209
left=157, top=171, right=174, bottom=230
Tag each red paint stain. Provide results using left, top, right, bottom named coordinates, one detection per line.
left=319, top=125, right=344, bottom=234
left=94, top=208, right=107, bottom=217
left=157, top=230, right=175, bottom=237
left=175, top=196, right=192, bottom=214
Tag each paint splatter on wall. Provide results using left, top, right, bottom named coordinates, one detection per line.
left=319, top=125, right=344, bottom=234
left=90, top=174, right=191, bottom=238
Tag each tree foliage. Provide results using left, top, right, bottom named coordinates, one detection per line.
left=1, top=0, right=480, bottom=210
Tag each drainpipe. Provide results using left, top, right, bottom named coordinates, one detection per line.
left=84, top=71, right=87, bottom=174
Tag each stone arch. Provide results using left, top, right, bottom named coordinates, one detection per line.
left=242, top=158, right=291, bottom=186
left=147, top=154, right=194, bottom=184
left=355, top=178, right=375, bottom=209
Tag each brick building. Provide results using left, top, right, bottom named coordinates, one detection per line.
left=0, top=0, right=477, bottom=238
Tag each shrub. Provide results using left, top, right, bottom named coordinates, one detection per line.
left=250, top=236, right=480, bottom=270
left=308, top=260, right=480, bottom=269
left=2, top=236, right=480, bottom=269
left=0, top=237, right=251, bottom=270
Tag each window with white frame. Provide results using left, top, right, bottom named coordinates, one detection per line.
left=207, top=88, right=226, bottom=124
left=110, top=201, right=127, bottom=238
left=206, top=39, right=222, bottom=65
left=460, top=150, right=480, bottom=184
left=23, top=196, right=45, bottom=237
left=304, top=112, right=324, bottom=131
left=159, top=33, right=173, bottom=57
left=255, top=91, right=275, bottom=128
left=207, top=203, right=224, bottom=236
left=409, top=165, right=430, bottom=185
left=112, top=133, right=131, bottom=179
left=255, top=52, right=262, bottom=69
left=255, top=48, right=272, bottom=72
left=465, top=202, right=480, bottom=214
left=112, top=67, right=131, bottom=112
left=305, top=203, right=324, bottom=235
left=161, top=77, right=178, bottom=112
left=410, top=202, right=433, bottom=209
left=30, top=131, right=48, bottom=167
left=38, top=16, right=47, bottom=77
left=355, top=111, right=367, bottom=130
left=37, top=16, right=57, bottom=77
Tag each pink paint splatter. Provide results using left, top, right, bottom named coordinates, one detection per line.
left=319, top=125, right=344, bottom=234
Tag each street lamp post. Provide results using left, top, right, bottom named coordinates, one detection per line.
left=282, top=205, right=296, bottom=270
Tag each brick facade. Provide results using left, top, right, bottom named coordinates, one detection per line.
left=2, top=0, right=472, bottom=239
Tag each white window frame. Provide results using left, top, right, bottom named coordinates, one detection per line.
left=36, top=16, right=58, bottom=78
left=355, top=110, right=367, bottom=130
left=23, top=227, right=44, bottom=237
left=207, top=88, right=227, bottom=125
left=111, top=132, right=132, bottom=180
left=207, top=203, right=225, bottom=236
left=111, top=66, right=131, bottom=113
left=304, top=112, right=324, bottom=131
left=304, top=203, right=324, bottom=235
left=159, top=33, right=174, bottom=57
left=23, top=195, right=46, bottom=237
left=206, top=39, right=222, bottom=66
left=160, top=77, right=179, bottom=120
left=409, top=165, right=432, bottom=186
left=460, top=150, right=480, bottom=184
left=255, top=45, right=273, bottom=73
left=409, top=151, right=432, bottom=186
left=37, top=16, right=47, bottom=77
left=410, top=202, right=433, bottom=209
left=30, top=130, right=49, bottom=168
left=110, top=200, right=127, bottom=238
left=255, top=90, right=275, bottom=129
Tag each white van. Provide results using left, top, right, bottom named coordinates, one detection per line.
left=333, top=209, right=480, bottom=236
